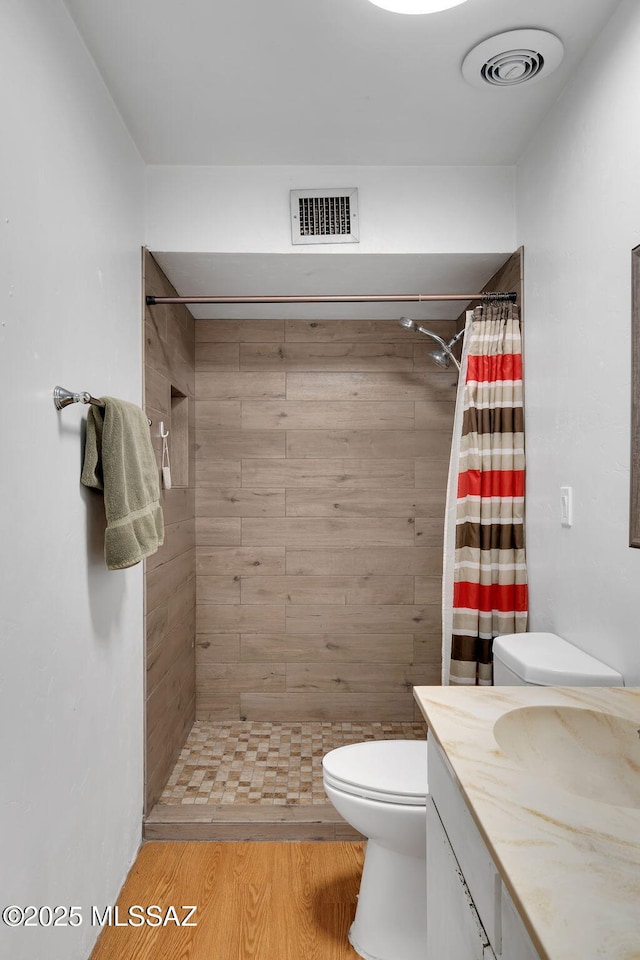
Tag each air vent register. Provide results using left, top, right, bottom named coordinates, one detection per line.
left=462, top=29, right=564, bottom=88
left=290, top=188, right=359, bottom=245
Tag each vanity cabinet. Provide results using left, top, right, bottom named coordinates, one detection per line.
left=427, top=738, right=540, bottom=960
left=427, top=796, right=496, bottom=959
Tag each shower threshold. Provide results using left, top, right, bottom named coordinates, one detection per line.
left=145, top=720, right=426, bottom=841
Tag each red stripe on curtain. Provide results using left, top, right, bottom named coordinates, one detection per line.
left=454, top=581, right=529, bottom=613
left=457, top=469, right=525, bottom=498
left=466, top=353, right=523, bottom=383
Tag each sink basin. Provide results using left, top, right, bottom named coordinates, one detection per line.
left=493, top=705, right=640, bottom=808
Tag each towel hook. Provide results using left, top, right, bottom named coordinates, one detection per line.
left=159, top=421, right=169, bottom=438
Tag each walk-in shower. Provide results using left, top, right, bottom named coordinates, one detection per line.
left=398, top=316, right=465, bottom=371
left=144, top=250, right=520, bottom=841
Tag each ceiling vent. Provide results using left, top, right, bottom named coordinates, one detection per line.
left=290, top=188, right=359, bottom=245
left=462, top=29, right=564, bottom=88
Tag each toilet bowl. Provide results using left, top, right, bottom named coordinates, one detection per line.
left=322, top=740, right=428, bottom=960
left=323, top=632, right=623, bottom=960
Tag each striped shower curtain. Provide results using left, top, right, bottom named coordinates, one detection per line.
left=444, top=302, right=528, bottom=686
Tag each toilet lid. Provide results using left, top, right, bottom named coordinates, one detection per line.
left=322, top=740, right=428, bottom=805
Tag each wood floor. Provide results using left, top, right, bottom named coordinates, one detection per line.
left=89, top=841, right=365, bottom=960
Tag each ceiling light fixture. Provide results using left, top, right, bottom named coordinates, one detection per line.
left=366, top=0, right=470, bottom=14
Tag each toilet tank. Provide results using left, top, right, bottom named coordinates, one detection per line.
left=493, top=632, right=624, bottom=686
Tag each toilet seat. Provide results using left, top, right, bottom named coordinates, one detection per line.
left=322, top=740, right=428, bottom=805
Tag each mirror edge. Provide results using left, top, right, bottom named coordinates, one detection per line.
left=630, top=244, right=640, bottom=547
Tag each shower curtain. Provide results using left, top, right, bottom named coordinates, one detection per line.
left=442, top=302, right=528, bottom=686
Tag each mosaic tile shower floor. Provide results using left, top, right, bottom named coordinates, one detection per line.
left=159, top=720, right=427, bottom=806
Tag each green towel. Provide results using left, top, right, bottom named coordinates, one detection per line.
left=81, top=397, right=164, bottom=570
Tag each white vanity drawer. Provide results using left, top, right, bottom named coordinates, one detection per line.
left=428, top=737, right=502, bottom=954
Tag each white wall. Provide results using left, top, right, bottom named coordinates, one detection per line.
left=146, top=164, right=516, bottom=254
left=0, top=3, right=145, bottom=958
left=516, top=0, right=640, bottom=684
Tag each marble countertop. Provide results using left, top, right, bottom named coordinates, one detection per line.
left=413, top=685, right=640, bottom=960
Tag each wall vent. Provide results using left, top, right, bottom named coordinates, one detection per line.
left=290, top=188, right=359, bottom=245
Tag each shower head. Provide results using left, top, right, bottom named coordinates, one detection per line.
left=398, top=317, right=465, bottom=372
left=397, top=316, right=447, bottom=347
left=430, top=327, right=466, bottom=371
left=429, top=348, right=454, bottom=369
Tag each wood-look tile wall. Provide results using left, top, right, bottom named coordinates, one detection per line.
left=195, top=317, right=458, bottom=721
left=143, top=250, right=196, bottom=812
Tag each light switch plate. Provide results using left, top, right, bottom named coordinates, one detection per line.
left=560, top=486, right=573, bottom=527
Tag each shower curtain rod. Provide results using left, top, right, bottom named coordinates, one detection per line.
left=145, top=291, right=517, bottom=306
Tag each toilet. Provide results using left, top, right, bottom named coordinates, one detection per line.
left=322, top=632, right=623, bottom=960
